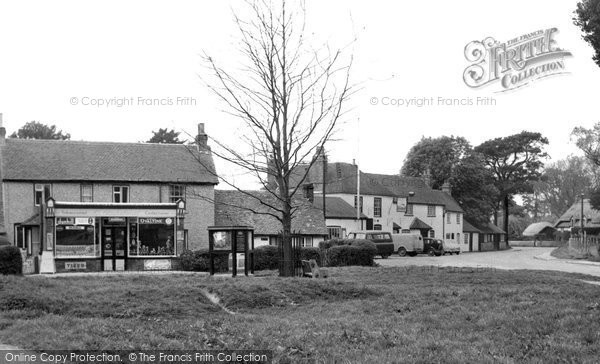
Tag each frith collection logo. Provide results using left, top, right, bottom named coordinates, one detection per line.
left=463, top=28, right=572, bottom=91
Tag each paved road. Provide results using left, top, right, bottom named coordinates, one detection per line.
left=377, top=247, right=600, bottom=278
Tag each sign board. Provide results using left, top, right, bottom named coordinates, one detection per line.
left=65, top=262, right=87, bottom=270
left=55, top=208, right=176, bottom=218
left=144, top=259, right=171, bottom=270
left=46, top=233, right=53, bottom=251
left=397, top=197, right=407, bottom=212
left=139, top=218, right=173, bottom=225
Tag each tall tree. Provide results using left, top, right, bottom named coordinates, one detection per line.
left=474, top=131, right=549, bottom=246
left=523, top=156, right=594, bottom=218
left=10, top=121, right=70, bottom=140
left=574, top=0, right=600, bottom=68
left=147, top=128, right=185, bottom=144
left=401, top=136, right=497, bottom=224
left=199, top=0, right=353, bottom=276
left=572, top=123, right=600, bottom=210
left=401, top=136, right=470, bottom=189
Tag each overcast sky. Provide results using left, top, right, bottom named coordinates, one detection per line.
left=1, top=0, right=599, bottom=188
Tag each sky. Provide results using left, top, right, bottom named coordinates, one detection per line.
left=1, top=0, right=599, bottom=188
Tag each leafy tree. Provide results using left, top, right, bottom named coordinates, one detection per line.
left=401, top=136, right=471, bottom=189
left=523, top=156, right=594, bottom=217
left=474, top=131, right=549, bottom=246
left=147, top=128, right=185, bottom=144
left=401, top=136, right=497, bottom=224
left=574, top=0, right=600, bottom=67
left=449, top=153, right=499, bottom=225
left=10, top=121, right=70, bottom=140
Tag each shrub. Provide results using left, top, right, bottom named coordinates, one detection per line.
left=253, top=245, right=279, bottom=271
left=0, top=245, right=23, bottom=275
left=179, top=249, right=228, bottom=272
left=319, top=238, right=347, bottom=250
left=322, top=239, right=377, bottom=267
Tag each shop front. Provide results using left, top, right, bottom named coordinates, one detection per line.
left=45, top=199, right=185, bottom=273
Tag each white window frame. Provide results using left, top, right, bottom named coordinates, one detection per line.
left=169, top=184, right=186, bottom=203
left=427, top=205, right=436, bottom=217
left=34, top=184, right=51, bottom=206
left=113, top=186, right=130, bottom=203
left=374, top=197, right=382, bottom=218
left=80, top=184, right=93, bottom=203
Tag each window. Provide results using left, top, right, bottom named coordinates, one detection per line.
left=34, top=184, right=51, bottom=206
left=429, top=230, right=435, bottom=238
left=392, top=197, right=398, bottom=204
left=446, top=233, right=450, bottom=239
left=447, top=212, right=451, bottom=224
left=405, top=204, right=413, bottom=216
left=374, top=197, right=382, bottom=217
left=169, top=184, right=185, bottom=203
left=14, top=225, right=25, bottom=250
left=464, top=234, right=469, bottom=244
left=328, top=226, right=342, bottom=239
left=427, top=205, right=436, bottom=217
left=456, top=213, right=461, bottom=224
left=80, top=184, right=93, bottom=202
left=55, top=217, right=99, bottom=257
left=131, top=217, right=176, bottom=256
left=354, top=196, right=363, bottom=213
left=113, top=186, right=129, bottom=203
left=301, top=237, right=314, bottom=248
left=457, top=233, right=460, bottom=241
left=402, top=229, right=411, bottom=234
left=373, top=224, right=382, bottom=231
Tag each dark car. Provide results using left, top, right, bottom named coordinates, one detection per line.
left=347, top=231, right=395, bottom=258
left=423, top=238, right=444, bottom=256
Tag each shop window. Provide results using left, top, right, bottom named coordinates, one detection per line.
left=132, top=217, right=176, bottom=256
left=34, top=184, right=51, bottom=206
left=427, top=205, right=436, bottom=217
left=113, top=186, right=129, bottom=203
left=80, top=184, right=93, bottom=202
left=374, top=197, right=382, bottom=218
left=55, top=217, right=99, bottom=257
left=169, top=184, right=185, bottom=203
left=405, top=204, right=413, bottom=216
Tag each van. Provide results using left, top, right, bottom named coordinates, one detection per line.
left=347, top=231, right=395, bottom=259
left=391, top=233, right=424, bottom=256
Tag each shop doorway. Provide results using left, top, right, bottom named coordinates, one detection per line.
left=102, top=226, right=126, bottom=271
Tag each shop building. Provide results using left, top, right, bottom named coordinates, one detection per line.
left=0, top=119, right=218, bottom=272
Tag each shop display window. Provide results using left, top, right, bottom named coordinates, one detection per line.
left=55, top=217, right=98, bottom=257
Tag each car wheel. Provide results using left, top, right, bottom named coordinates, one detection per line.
left=398, top=248, right=407, bottom=257
left=427, top=250, right=435, bottom=256
left=436, top=250, right=444, bottom=256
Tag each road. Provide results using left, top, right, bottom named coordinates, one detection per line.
left=377, top=247, right=600, bottom=278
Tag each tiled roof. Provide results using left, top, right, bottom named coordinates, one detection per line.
left=312, top=196, right=367, bottom=219
left=214, top=190, right=328, bottom=236
left=463, top=219, right=506, bottom=234
left=409, top=217, right=432, bottom=230
left=1, top=139, right=218, bottom=184
left=408, top=189, right=463, bottom=213
left=463, top=219, right=482, bottom=233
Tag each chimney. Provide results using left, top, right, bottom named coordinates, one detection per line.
left=196, top=123, right=209, bottom=151
left=441, top=181, right=452, bottom=195
left=0, top=113, right=6, bottom=146
left=422, top=169, right=431, bottom=188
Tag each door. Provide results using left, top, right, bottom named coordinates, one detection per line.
left=102, top=226, right=126, bottom=271
left=469, top=233, right=473, bottom=252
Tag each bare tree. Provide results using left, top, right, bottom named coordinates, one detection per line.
left=197, top=0, right=353, bottom=276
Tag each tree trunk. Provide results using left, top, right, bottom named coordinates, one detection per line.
left=503, top=195, right=510, bottom=248
left=280, top=202, right=294, bottom=277
left=493, top=209, right=498, bottom=226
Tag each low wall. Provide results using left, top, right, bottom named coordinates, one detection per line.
left=479, top=241, right=510, bottom=251
left=510, top=240, right=562, bottom=247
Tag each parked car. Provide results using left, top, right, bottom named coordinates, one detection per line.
left=347, top=231, right=395, bottom=258
left=443, top=240, right=461, bottom=255
left=391, top=233, right=423, bottom=256
left=423, top=238, right=444, bottom=256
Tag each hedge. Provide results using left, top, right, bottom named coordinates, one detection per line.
left=179, top=249, right=229, bottom=272
left=253, top=245, right=280, bottom=271
left=0, top=245, right=23, bottom=275
left=320, top=238, right=377, bottom=267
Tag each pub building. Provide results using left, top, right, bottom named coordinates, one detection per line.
left=0, top=116, right=218, bottom=273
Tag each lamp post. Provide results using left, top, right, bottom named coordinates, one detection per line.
left=580, top=193, right=585, bottom=249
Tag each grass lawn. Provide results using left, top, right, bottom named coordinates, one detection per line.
left=2, top=267, right=600, bottom=363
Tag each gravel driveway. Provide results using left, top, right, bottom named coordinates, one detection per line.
left=377, top=247, right=600, bottom=278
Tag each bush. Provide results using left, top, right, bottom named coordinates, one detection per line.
left=179, top=249, right=228, bottom=272
left=319, top=238, right=347, bottom=250
left=0, top=245, right=23, bottom=275
left=253, top=245, right=279, bottom=271
left=322, top=239, right=377, bottom=267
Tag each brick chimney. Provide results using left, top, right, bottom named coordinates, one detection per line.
left=0, top=113, right=5, bottom=146
left=441, top=181, right=452, bottom=195
left=196, top=123, right=209, bottom=151
left=422, top=169, right=431, bottom=188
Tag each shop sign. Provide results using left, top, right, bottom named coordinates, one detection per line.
left=56, top=209, right=176, bottom=217
left=75, top=217, right=95, bottom=225
left=65, top=262, right=87, bottom=270
left=56, top=217, right=75, bottom=225
left=139, top=218, right=172, bottom=225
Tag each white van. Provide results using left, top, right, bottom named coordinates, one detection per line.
left=391, top=233, right=424, bottom=256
